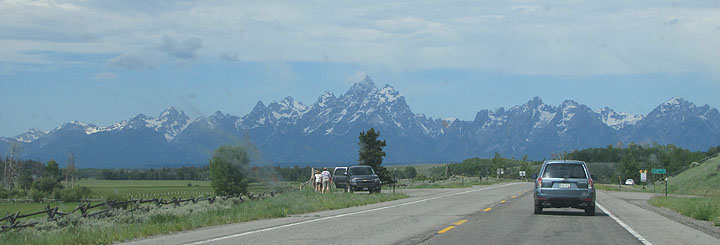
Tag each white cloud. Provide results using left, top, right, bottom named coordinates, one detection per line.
left=345, top=71, right=369, bottom=85
left=93, top=72, right=118, bottom=81
left=159, top=35, right=202, bottom=60
left=1, top=1, right=719, bottom=75
left=108, top=52, right=157, bottom=70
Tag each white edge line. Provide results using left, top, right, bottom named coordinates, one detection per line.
left=596, top=203, right=652, bottom=245
left=186, top=182, right=522, bottom=245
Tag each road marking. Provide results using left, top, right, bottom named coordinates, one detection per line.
left=511, top=196, right=517, bottom=198
left=500, top=200, right=506, bottom=203
left=483, top=208, right=492, bottom=212
left=437, top=226, right=455, bottom=234
left=596, top=203, right=652, bottom=245
left=185, top=182, right=521, bottom=244
left=453, top=220, right=468, bottom=225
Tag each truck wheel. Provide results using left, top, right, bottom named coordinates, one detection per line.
left=534, top=204, right=543, bottom=214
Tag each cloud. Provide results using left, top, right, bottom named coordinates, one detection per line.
left=220, top=52, right=239, bottom=61
left=108, top=52, right=156, bottom=70
left=159, top=35, right=202, bottom=60
left=93, top=72, right=118, bottom=81
left=2, top=1, right=720, bottom=75
left=345, top=71, right=369, bottom=85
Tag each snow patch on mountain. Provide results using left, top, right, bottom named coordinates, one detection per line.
left=596, top=107, right=643, bottom=130
left=13, top=128, right=48, bottom=143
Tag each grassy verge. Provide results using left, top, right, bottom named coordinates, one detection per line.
left=594, top=184, right=656, bottom=193
left=649, top=196, right=720, bottom=227
left=0, top=189, right=406, bottom=244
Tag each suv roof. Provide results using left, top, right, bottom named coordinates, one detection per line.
left=543, top=160, right=585, bottom=164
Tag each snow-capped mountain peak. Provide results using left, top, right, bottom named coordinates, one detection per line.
left=596, top=107, right=643, bottom=130
left=13, top=128, right=48, bottom=143
left=4, top=77, right=720, bottom=167
left=378, top=84, right=401, bottom=103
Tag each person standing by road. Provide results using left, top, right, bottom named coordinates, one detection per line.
left=321, top=168, right=332, bottom=193
left=315, top=170, right=323, bottom=192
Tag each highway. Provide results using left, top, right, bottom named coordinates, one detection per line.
left=126, top=182, right=718, bottom=245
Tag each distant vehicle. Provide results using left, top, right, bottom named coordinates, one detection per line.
left=333, top=167, right=348, bottom=188
left=533, top=160, right=596, bottom=216
left=625, top=179, right=635, bottom=185
left=341, top=165, right=381, bottom=193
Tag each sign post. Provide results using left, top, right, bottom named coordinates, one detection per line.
left=651, top=169, right=668, bottom=196
left=640, top=170, right=647, bottom=183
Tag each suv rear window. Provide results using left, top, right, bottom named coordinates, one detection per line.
left=542, top=164, right=587, bottom=178
left=348, top=166, right=373, bottom=175
left=334, top=168, right=346, bottom=175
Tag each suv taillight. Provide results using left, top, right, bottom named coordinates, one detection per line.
left=536, top=177, right=542, bottom=188
left=588, top=177, right=593, bottom=189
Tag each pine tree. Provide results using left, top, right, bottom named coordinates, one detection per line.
left=358, top=128, right=390, bottom=182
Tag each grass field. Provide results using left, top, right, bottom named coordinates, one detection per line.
left=75, top=180, right=295, bottom=199
left=0, top=189, right=407, bottom=245
left=664, top=155, right=720, bottom=196
left=649, top=196, right=720, bottom=226
left=76, top=180, right=216, bottom=200
left=642, top=155, right=720, bottom=226
left=1, top=202, right=79, bottom=219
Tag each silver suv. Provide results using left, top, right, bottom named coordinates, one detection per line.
left=533, top=160, right=596, bottom=216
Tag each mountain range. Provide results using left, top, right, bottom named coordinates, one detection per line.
left=2, top=76, right=720, bottom=168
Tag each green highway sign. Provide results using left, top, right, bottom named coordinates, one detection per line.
left=651, top=168, right=666, bottom=174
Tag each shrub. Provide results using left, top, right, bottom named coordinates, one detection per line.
left=30, top=189, right=45, bottom=202
left=33, top=176, right=60, bottom=193
left=0, top=188, right=7, bottom=199
left=59, top=187, right=92, bottom=202
left=209, top=145, right=250, bottom=196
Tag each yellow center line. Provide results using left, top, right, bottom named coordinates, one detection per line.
left=483, top=208, right=492, bottom=212
left=453, top=220, right=468, bottom=225
left=500, top=200, right=506, bottom=203
left=511, top=196, right=517, bottom=198
left=437, top=226, right=456, bottom=234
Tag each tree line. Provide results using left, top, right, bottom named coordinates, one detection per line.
left=566, top=143, right=720, bottom=183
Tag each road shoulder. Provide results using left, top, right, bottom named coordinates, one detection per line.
left=597, top=191, right=719, bottom=245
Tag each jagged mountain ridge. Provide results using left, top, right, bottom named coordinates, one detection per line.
left=2, top=76, right=719, bottom=167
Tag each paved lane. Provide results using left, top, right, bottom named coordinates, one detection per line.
left=127, top=182, right=528, bottom=245
left=422, top=188, right=642, bottom=244
left=127, top=183, right=718, bottom=245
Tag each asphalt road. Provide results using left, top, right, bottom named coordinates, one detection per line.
left=126, top=182, right=718, bottom=245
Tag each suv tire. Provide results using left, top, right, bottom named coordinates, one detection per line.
left=585, top=205, right=595, bottom=216
left=534, top=204, right=543, bottom=214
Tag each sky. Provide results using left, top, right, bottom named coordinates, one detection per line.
left=1, top=0, right=720, bottom=137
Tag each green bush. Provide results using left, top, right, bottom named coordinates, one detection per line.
left=58, top=187, right=92, bottom=202
left=105, top=191, right=128, bottom=202
left=30, top=189, right=45, bottom=202
left=33, top=176, right=60, bottom=193
left=0, top=188, right=7, bottom=199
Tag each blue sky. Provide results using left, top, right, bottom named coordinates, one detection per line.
left=1, top=0, right=720, bottom=137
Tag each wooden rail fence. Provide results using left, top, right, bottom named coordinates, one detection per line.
left=1, top=189, right=290, bottom=233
